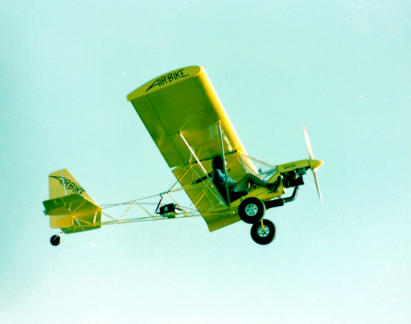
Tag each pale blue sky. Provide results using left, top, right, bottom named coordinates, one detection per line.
left=1, top=1, right=410, bottom=323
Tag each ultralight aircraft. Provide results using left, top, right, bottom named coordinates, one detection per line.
left=43, top=66, right=323, bottom=246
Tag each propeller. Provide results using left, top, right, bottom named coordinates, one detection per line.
left=303, top=126, right=323, bottom=203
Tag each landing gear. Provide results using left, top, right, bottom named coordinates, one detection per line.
left=50, top=234, right=61, bottom=246
left=250, top=219, right=276, bottom=245
left=239, top=198, right=275, bottom=245
left=238, top=197, right=265, bottom=224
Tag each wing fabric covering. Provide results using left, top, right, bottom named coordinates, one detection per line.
left=127, top=66, right=255, bottom=231
left=43, top=169, right=101, bottom=234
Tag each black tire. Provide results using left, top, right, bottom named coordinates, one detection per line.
left=250, top=219, right=275, bottom=245
left=50, top=235, right=60, bottom=246
left=238, top=197, right=265, bottom=224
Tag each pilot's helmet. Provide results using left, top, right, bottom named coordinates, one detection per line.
left=212, top=156, right=224, bottom=170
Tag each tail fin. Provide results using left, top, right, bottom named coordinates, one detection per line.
left=48, top=169, right=94, bottom=202
left=43, top=169, right=101, bottom=234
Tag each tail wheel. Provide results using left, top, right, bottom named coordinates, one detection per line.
left=50, top=235, right=61, bottom=246
left=238, top=197, right=265, bottom=224
left=250, top=219, right=276, bottom=245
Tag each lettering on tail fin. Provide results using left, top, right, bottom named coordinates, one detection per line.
left=50, top=176, right=85, bottom=194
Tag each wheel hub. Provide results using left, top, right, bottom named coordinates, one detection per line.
left=245, top=203, right=258, bottom=216
left=257, top=225, right=270, bottom=238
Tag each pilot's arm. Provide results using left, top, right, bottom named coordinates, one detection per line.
left=213, top=169, right=235, bottom=188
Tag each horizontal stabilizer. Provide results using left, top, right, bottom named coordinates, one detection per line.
left=43, top=194, right=102, bottom=234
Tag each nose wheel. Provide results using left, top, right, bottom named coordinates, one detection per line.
left=250, top=219, right=276, bottom=245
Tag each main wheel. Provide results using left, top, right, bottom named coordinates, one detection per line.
left=50, top=235, right=60, bottom=246
left=238, top=197, right=265, bottom=224
left=250, top=219, right=276, bottom=245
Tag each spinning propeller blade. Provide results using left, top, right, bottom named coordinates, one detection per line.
left=313, top=170, right=323, bottom=204
left=303, top=126, right=323, bottom=203
left=304, top=126, right=314, bottom=160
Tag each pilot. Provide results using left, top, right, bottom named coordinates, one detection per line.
left=195, top=155, right=279, bottom=203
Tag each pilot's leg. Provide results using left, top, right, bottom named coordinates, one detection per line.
left=233, top=173, right=280, bottom=192
left=232, top=177, right=249, bottom=192
left=233, top=174, right=267, bottom=192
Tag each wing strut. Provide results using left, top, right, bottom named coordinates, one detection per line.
left=217, top=121, right=231, bottom=207
left=179, top=132, right=228, bottom=207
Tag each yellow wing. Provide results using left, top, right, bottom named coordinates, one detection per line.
left=127, top=66, right=255, bottom=231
